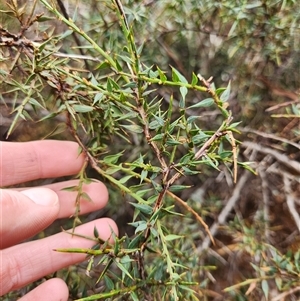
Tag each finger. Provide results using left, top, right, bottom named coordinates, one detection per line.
left=0, top=140, right=85, bottom=187
left=1, top=180, right=109, bottom=248
left=0, top=188, right=60, bottom=249
left=18, top=278, right=69, bottom=301
left=0, top=218, right=118, bottom=295
left=42, top=179, right=109, bottom=218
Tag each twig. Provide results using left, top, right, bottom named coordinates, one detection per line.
left=240, top=127, right=300, bottom=150
left=265, top=100, right=299, bottom=112
left=166, top=190, right=215, bottom=245
left=226, top=130, right=238, bottom=183
left=0, top=34, right=102, bottom=64
left=283, top=173, right=300, bottom=233
left=136, top=106, right=168, bottom=171
left=113, top=0, right=130, bottom=30
left=281, top=117, right=300, bottom=137
left=0, top=36, right=35, bottom=51
left=259, top=76, right=299, bottom=102
left=198, top=150, right=257, bottom=252
left=156, top=36, right=186, bottom=74
left=257, top=156, right=272, bottom=242
left=194, top=127, right=228, bottom=160
left=53, top=52, right=101, bottom=62
left=242, top=141, right=300, bottom=175
left=56, top=0, right=90, bottom=70
left=198, top=169, right=251, bottom=252
left=140, top=116, right=233, bottom=251
left=169, top=116, right=233, bottom=187
left=271, top=286, right=300, bottom=301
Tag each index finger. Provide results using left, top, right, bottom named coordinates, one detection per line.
left=0, top=140, right=85, bottom=187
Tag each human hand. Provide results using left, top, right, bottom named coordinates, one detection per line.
left=0, top=140, right=118, bottom=301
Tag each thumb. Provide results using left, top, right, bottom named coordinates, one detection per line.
left=0, top=188, right=60, bottom=249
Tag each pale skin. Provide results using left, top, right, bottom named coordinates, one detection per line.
left=0, top=140, right=118, bottom=300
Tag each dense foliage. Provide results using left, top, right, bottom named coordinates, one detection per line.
left=1, top=0, right=299, bottom=300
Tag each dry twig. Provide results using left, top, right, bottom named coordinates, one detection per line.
left=242, top=141, right=300, bottom=175
left=257, top=156, right=272, bottom=241
left=240, top=127, right=300, bottom=150
left=198, top=150, right=257, bottom=252
left=283, top=173, right=300, bottom=233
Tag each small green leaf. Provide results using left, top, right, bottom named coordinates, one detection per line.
left=136, top=188, right=152, bottom=197
left=61, top=186, right=78, bottom=192
left=192, top=132, right=209, bottom=144
left=80, top=192, right=93, bottom=202
left=120, top=124, right=144, bottom=133
left=119, top=175, right=134, bottom=184
left=115, top=58, right=123, bottom=71
left=220, top=81, right=231, bottom=102
left=96, top=61, right=110, bottom=70
left=188, top=98, right=214, bottom=109
left=135, top=221, right=148, bottom=233
left=120, top=255, right=134, bottom=264
left=275, top=277, right=282, bottom=290
left=72, top=104, right=94, bottom=113
left=59, top=29, right=73, bottom=40
left=107, top=80, right=113, bottom=93
left=140, top=169, right=148, bottom=183
left=103, top=153, right=123, bottom=164
left=107, top=77, right=120, bottom=90
left=20, top=110, right=33, bottom=121
left=157, top=66, right=167, bottom=82
left=166, top=139, right=182, bottom=146
left=169, top=185, right=192, bottom=192
left=105, top=166, right=121, bottom=175
left=130, top=291, right=139, bottom=301
left=179, top=153, right=194, bottom=164
left=29, top=98, right=45, bottom=109
left=94, top=226, right=99, bottom=238
left=227, top=121, right=242, bottom=129
left=171, top=67, right=188, bottom=83
left=165, top=234, right=183, bottom=241
left=149, top=114, right=165, bottom=129
left=90, top=74, right=99, bottom=86
left=122, top=81, right=137, bottom=89
left=261, top=280, right=269, bottom=299
left=204, top=156, right=220, bottom=170
left=36, top=15, right=56, bottom=22
left=187, top=116, right=200, bottom=123
left=115, top=111, right=138, bottom=120
left=180, top=86, right=188, bottom=102
left=93, top=92, right=104, bottom=105
left=161, top=207, right=184, bottom=216
left=149, top=120, right=164, bottom=130
left=117, top=54, right=133, bottom=64
left=150, top=133, right=164, bottom=141
left=142, top=88, right=157, bottom=96
left=130, top=203, right=153, bottom=215
left=191, top=72, right=198, bottom=86
left=215, top=87, right=226, bottom=96
left=104, top=275, right=114, bottom=290
left=219, top=151, right=233, bottom=159
left=147, top=194, right=158, bottom=204
left=115, top=260, right=134, bottom=280
left=182, top=166, right=200, bottom=175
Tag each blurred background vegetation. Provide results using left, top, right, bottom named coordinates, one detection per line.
left=1, top=0, right=299, bottom=300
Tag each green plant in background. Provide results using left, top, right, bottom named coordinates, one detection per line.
left=0, top=0, right=241, bottom=300
left=1, top=0, right=299, bottom=300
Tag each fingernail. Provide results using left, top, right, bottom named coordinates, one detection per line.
left=21, top=188, right=59, bottom=206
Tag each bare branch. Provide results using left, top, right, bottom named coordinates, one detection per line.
left=242, top=141, right=300, bottom=175
left=283, top=173, right=300, bottom=233
left=198, top=152, right=255, bottom=252
left=240, top=127, right=300, bottom=150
